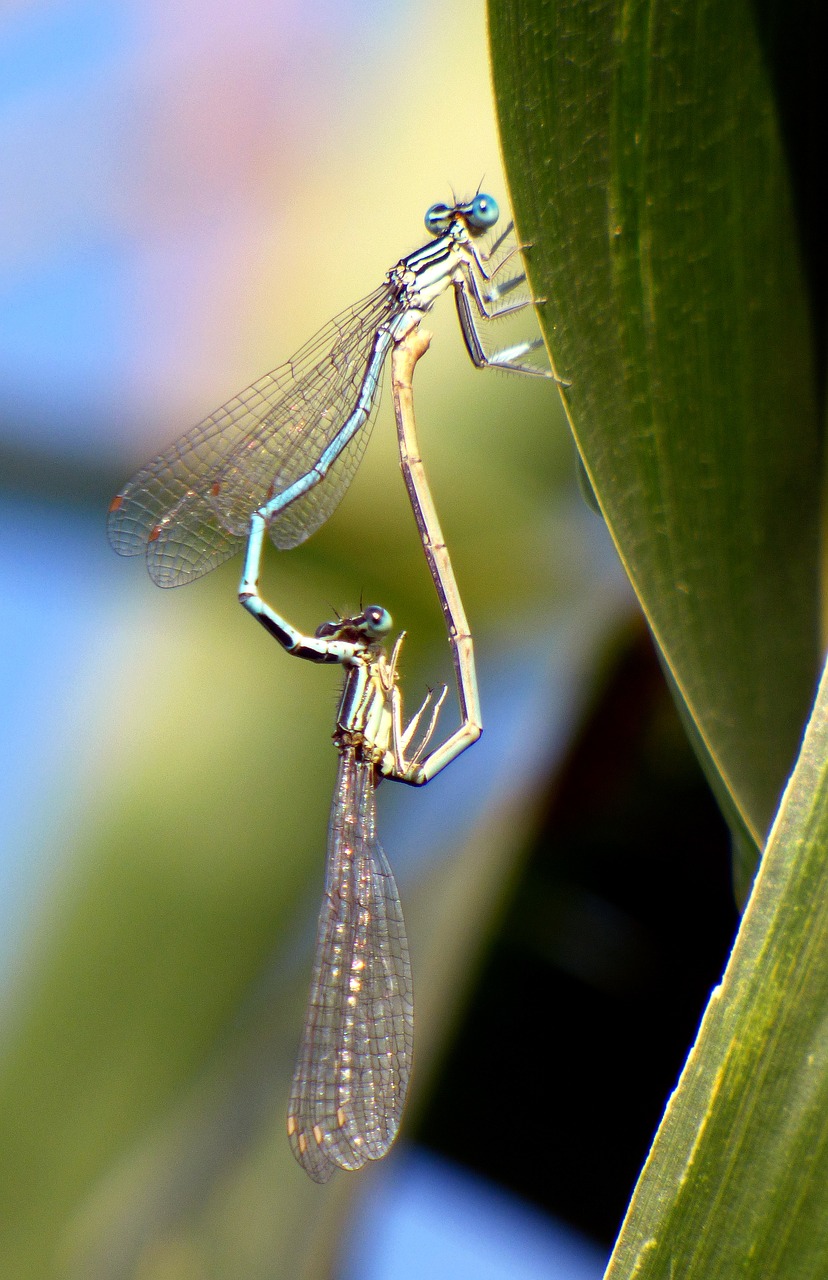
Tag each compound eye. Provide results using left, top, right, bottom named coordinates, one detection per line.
left=425, top=202, right=452, bottom=235
left=469, top=193, right=500, bottom=230
left=364, top=605, right=392, bottom=636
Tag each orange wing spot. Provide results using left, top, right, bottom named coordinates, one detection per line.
left=287, top=1115, right=296, bottom=1136
left=211, top=481, right=221, bottom=496
left=108, top=494, right=124, bottom=513
left=266, top=482, right=275, bottom=501
left=298, top=1133, right=308, bottom=1155
left=336, top=1107, right=347, bottom=1128
left=148, top=514, right=171, bottom=543
left=312, top=1124, right=324, bottom=1144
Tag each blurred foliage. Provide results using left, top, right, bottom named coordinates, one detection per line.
left=0, top=1, right=626, bottom=1275
left=489, top=0, right=828, bottom=1275
left=0, top=189, right=608, bottom=1274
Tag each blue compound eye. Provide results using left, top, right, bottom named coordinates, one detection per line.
left=364, top=605, right=392, bottom=636
left=425, top=202, right=452, bottom=235
left=468, top=193, right=499, bottom=230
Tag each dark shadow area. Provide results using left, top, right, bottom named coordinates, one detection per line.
left=750, top=0, right=828, bottom=401
left=417, top=619, right=738, bottom=1246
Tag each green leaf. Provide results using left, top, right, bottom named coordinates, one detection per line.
left=489, top=0, right=821, bottom=855
left=604, top=655, right=828, bottom=1277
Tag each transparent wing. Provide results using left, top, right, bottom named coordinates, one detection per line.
left=467, top=219, right=553, bottom=377
left=287, top=753, right=413, bottom=1182
left=107, top=284, right=397, bottom=588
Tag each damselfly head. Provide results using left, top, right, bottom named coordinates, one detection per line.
left=361, top=605, right=393, bottom=637
left=315, top=605, right=392, bottom=644
left=466, top=193, right=499, bottom=232
left=424, top=202, right=453, bottom=235
left=424, top=193, right=500, bottom=237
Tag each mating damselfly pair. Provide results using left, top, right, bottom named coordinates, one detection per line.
left=109, top=193, right=556, bottom=1181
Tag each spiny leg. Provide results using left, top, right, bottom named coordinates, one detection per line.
left=458, top=230, right=570, bottom=384
left=452, top=276, right=554, bottom=378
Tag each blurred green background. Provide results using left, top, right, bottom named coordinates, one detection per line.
left=0, top=1, right=634, bottom=1276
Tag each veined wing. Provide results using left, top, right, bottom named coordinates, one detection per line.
left=287, top=753, right=413, bottom=1182
left=107, top=284, right=398, bottom=588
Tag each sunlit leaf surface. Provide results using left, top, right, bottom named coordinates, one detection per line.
left=490, top=0, right=821, bottom=854
left=605, top=656, right=828, bottom=1277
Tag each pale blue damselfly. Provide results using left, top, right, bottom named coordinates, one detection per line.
left=108, top=193, right=557, bottom=589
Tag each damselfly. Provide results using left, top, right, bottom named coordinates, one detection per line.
left=108, top=193, right=556, bottom=589
left=240, top=323, right=481, bottom=779
left=240, top=584, right=472, bottom=1180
